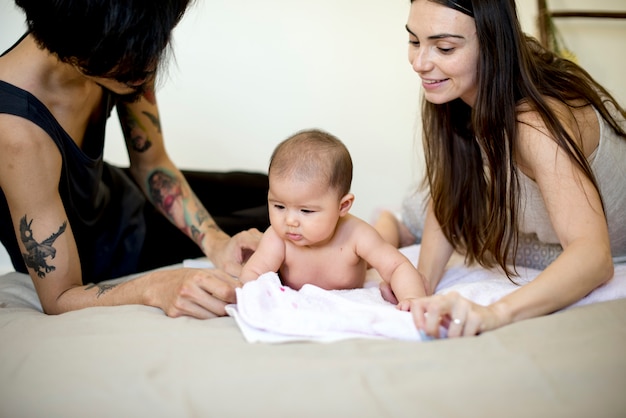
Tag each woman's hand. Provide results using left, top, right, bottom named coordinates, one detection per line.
left=383, top=280, right=509, bottom=338
left=408, top=292, right=508, bottom=338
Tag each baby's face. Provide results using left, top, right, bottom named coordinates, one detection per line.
left=267, top=175, right=342, bottom=247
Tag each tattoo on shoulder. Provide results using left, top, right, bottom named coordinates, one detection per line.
left=19, top=215, right=67, bottom=278
left=85, top=283, right=118, bottom=298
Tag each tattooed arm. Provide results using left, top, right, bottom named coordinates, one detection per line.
left=117, top=85, right=262, bottom=275
left=0, top=114, right=239, bottom=317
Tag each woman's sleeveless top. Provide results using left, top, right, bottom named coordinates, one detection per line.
left=517, top=104, right=626, bottom=269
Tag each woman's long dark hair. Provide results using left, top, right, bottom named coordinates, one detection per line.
left=416, top=0, right=626, bottom=275
left=16, top=0, right=192, bottom=83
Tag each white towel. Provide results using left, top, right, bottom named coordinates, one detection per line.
left=224, top=245, right=626, bottom=343
left=226, top=273, right=424, bottom=343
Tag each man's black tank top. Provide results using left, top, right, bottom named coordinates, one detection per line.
left=0, top=42, right=146, bottom=282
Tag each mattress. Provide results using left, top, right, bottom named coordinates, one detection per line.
left=1, top=246, right=625, bottom=417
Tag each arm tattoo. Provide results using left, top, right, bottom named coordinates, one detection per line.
left=190, top=225, right=204, bottom=245
left=142, top=111, right=161, bottom=133
left=19, top=215, right=67, bottom=278
left=148, top=169, right=183, bottom=220
left=194, top=195, right=211, bottom=225
left=119, top=106, right=153, bottom=152
left=191, top=195, right=214, bottom=244
left=85, top=283, right=118, bottom=298
left=147, top=169, right=219, bottom=244
left=144, top=89, right=157, bottom=105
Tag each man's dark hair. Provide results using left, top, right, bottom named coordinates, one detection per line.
left=15, top=0, right=192, bottom=83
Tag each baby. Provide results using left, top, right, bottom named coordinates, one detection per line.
left=240, top=129, right=426, bottom=305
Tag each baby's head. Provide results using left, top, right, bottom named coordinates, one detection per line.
left=267, top=129, right=354, bottom=247
left=269, top=129, right=352, bottom=198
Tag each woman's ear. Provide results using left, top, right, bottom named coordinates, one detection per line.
left=339, top=193, right=355, bottom=216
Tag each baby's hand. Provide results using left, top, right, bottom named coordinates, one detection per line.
left=396, top=298, right=418, bottom=311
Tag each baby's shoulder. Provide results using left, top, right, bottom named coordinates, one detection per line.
left=334, top=215, right=385, bottom=253
left=337, top=214, right=375, bottom=238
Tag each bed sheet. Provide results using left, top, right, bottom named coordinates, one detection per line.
left=226, top=246, right=626, bottom=343
left=1, top=249, right=626, bottom=417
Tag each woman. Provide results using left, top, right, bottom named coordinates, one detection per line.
left=0, top=0, right=269, bottom=318
left=384, top=0, right=626, bottom=337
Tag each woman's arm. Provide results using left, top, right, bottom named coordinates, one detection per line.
left=415, top=201, right=455, bottom=295
left=491, top=110, right=613, bottom=322
left=410, top=109, right=613, bottom=338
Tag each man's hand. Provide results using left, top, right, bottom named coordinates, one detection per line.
left=204, top=228, right=264, bottom=277
left=140, top=267, right=241, bottom=318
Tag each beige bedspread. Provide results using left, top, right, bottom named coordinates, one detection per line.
left=1, top=258, right=626, bottom=417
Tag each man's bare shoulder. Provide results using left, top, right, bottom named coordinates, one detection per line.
left=0, top=115, right=61, bottom=193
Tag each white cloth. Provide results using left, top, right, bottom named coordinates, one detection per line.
left=225, top=245, right=626, bottom=344
left=226, top=273, right=424, bottom=343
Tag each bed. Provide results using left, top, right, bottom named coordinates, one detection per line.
left=1, top=245, right=625, bottom=418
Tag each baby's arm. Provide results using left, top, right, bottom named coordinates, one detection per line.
left=387, top=261, right=428, bottom=308
left=239, top=227, right=286, bottom=283
left=356, top=222, right=427, bottom=303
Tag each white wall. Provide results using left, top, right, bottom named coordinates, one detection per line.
left=1, top=0, right=422, bottom=221
left=1, top=0, right=625, bottom=273
left=124, top=0, right=422, bottom=221
left=542, top=0, right=626, bottom=105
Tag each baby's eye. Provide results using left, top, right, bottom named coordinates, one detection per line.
left=273, top=204, right=285, bottom=210
left=300, top=209, right=315, bottom=214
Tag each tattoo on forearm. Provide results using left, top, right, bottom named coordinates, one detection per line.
left=194, top=195, right=210, bottom=224
left=142, top=111, right=161, bottom=133
left=148, top=169, right=183, bottom=222
left=190, top=225, right=204, bottom=245
left=191, top=196, right=214, bottom=244
left=85, top=283, right=118, bottom=298
left=147, top=169, right=220, bottom=243
left=119, top=106, right=153, bottom=152
left=19, top=215, right=67, bottom=278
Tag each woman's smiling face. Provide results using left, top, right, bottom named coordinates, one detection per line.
left=406, top=0, right=479, bottom=107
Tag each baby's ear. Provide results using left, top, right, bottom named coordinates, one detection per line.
left=339, top=193, right=355, bottom=216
